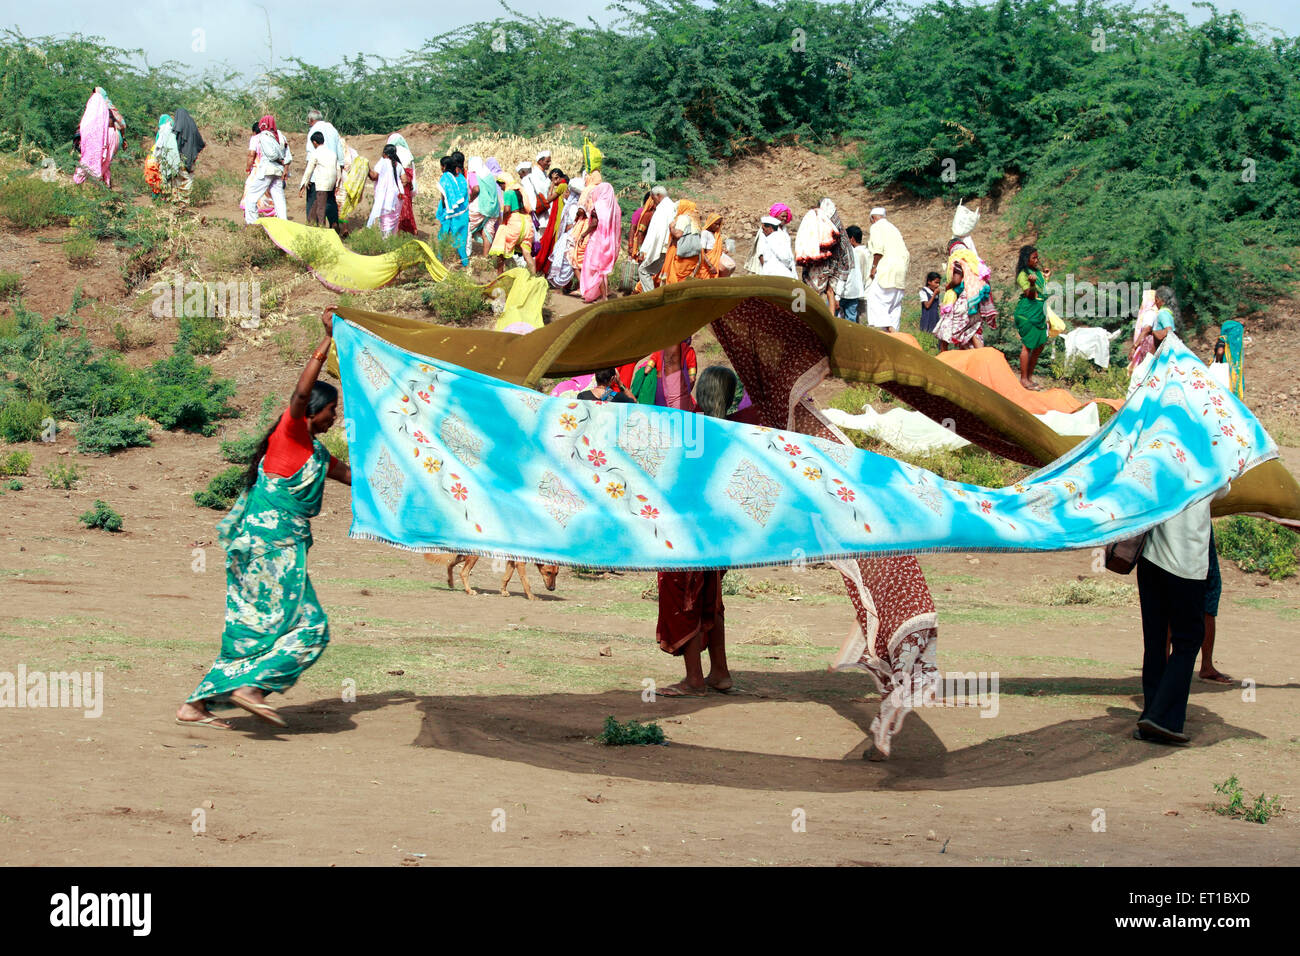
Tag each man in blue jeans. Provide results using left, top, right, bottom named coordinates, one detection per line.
left=1134, top=483, right=1231, bottom=744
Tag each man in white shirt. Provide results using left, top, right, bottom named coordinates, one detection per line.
left=298, top=130, right=340, bottom=227
left=865, top=207, right=909, bottom=332
left=1134, top=482, right=1232, bottom=744
left=637, top=187, right=676, bottom=293
left=527, top=151, right=552, bottom=232
left=305, top=109, right=345, bottom=168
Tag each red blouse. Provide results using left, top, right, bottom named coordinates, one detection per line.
left=264, top=409, right=335, bottom=478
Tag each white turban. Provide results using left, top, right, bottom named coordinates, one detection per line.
left=870, top=206, right=886, bottom=218
left=760, top=215, right=781, bottom=227
left=516, top=161, right=531, bottom=173
left=535, top=150, right=551, bottom=162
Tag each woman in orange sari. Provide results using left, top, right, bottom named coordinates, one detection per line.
left=658, top=199, right=704, bottom=284
left=695, top=214, right=733, bottom=279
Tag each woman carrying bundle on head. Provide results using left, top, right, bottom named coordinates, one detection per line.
left=176, top=309, right=351, bottom=731
left=796, top=198, right=852, bottom=313
left=933, top=236, right=995, bottom=351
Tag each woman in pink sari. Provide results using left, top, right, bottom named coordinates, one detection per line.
left=578, top=181, right=622, bottom=303
left=73, top=87, right=125, bottom=187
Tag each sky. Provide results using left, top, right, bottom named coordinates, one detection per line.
left=3, top=0, right=1293, bottom=80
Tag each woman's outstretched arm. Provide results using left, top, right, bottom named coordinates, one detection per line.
left=289, top=308, right=335, bottom=419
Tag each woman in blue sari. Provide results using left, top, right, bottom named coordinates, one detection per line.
left=437, top=155, right=470, bottom=266
left=176, top=309, right=352, bottom=730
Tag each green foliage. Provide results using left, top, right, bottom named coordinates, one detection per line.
left=0, top=176, right=69, bottom=228
left=0, top=450, right=32, bottom=475
left=220, top=394, right=278, bottom=464
left=193, top=465, right=245, bottom=510
left=1215, top=516, right=1299, bottom=580
left=177, top=314, right=229, bottom=356
left=0, top=397, right=50, bottom=442
left=319, top=425, right=350, bottom=465
left=43, top=461, right=81, bottom=489
left=420, top=271, right=486, bottom=325
left=75, top=414, right=152, bottom=455
left=63, top=231, right=96, bottom=267
left=142, top=347, right=238, bottom=435
left=344, top=228, right=411, bottom=257
left=1213, top=776, right=1283, bottom=824
left=78, top=499, right=123, bottom=532
left=207, top=226, right=281, bottom=272
left=0, top=271, right=21, bottom=296
left=4, top=479, right=21, bottom=491
left=598, top=715, right=666, bottom=746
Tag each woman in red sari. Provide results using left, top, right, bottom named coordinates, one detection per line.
left=655, top=365, right=738, bottom=696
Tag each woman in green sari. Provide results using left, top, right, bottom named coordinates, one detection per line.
left=176, top=309, right=352, bottom=730
left=1013, top=245, right=1050, bottom=390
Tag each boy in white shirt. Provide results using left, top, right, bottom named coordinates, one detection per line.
left=839, top=225, right=869, bottom=322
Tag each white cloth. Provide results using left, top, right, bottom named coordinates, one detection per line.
left=1208, top=362, right=1231, bottom=390
left=824, top=401, right=1101, bottom=457
left=299, top=143, right=340, bottom=192
left=366, top=158, right=405, bottom=229
left=840, top=245, right=868, bottom=299
left=1063, top=326, right=1120, bottom=369
left=307, top=121, right=344, bottom=166
left=641, top=199, right=677, bottom=262
left=867, top=217, right=909, bottom=289
left=527, top=166, right=551, bottom=225
left=755, top=228, right=796, bottom=277
left=866, top=282, right=905, bottom=329
left=1145, top=484, right=1232, bottom=580
left=255, top=130, right=290, bottom=177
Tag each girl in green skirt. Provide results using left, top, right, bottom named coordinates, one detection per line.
left=1013, top=245, right=1050, bottom=390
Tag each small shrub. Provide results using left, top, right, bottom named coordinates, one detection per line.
left=0, top=177, right=69, bottom=229
left=193, top=465, right=246, bottom=510
left=43, top=462, right=82, bottom=489
left=142, top=347, right=237, bottom=435
left=344, top=228, right=410, bottom=257
left=0, top=399, right=52, bottom=442
left=110, top=317, right=157, bottom=352
left=1213, top=776, right=1283, bottom=824
left=189, top=175, right=215, bottom=206
left=1027, top=578, right=1136, bottom=606
left=0, top=271, right=20, bottom=296
left=5, top=479, right=22, bottom=490
left=178, top=315, right=229, bottom=356
left=1, top=450, right=32, bottom=475
left=289, top=228, right=342, bottom=271
left=721, top=572, right=748, bottom=596
left=76, top=415, right=153, bottom=455
left=63, top=232, right=97, bottom=267
left=420, top=272, right=486, bottom=325
left=1215, top=516, right=1299, bottom=581
left=208, top=227, right=280, bottom=272
left=79, top=499, right=123, bottom=532
left=598, top=716, right=665, bottom=746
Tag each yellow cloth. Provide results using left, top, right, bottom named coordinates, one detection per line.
left=338, top=156, right=370, bottom=220
left=259, top=217, right=448, bottom=290
left=490, top=268, right=550, bottom=330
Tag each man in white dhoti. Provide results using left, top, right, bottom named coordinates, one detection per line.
left=637, top=186, right=676, bottom=293
left=528, top=150, right=552, bottom=232
left=865, top=207, right=909, bottom=332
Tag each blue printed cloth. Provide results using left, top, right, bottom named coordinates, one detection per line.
left=334, top=319, right=1276, bottom=570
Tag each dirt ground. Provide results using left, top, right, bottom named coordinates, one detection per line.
left=1, top=131, right=1298, bottom=866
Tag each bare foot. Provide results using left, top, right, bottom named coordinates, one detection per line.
left=658, top=681, right=708, bottom=698
left=175, top=702, right=232, bottom=730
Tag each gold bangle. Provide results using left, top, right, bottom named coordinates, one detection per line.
left=312, top=348, right=329, bottom=363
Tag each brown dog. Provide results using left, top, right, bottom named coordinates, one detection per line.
left=424, top=552, right=559, bottom=600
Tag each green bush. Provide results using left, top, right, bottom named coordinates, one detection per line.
left=75, top=414, right=153, bottom=455
left=0, top=271, right=20, bottom=296
left=598, top=716, right=665, bottom=746
left=141, top=348, right=238, bottom=435
left=1215, top=516, right=1299, bottom=581
left=79, top=499, right=123, bottom=532
left=177, top=315, right=229, bottom=356
left=193, top=465, right=246, bottom=510
left=1213, top=775, right=1283, bottom=824
left=5, top=479, right=22, bottom=491
left=63, top=231, right=96, bottom=267
left=43, top=461, right=81, bottom=489
left=0, top=176, right=69, bottom=229
left=0, top=450, right=32, bottom=475
left=419, top=271, right=486, bottom=325
left=208, top=227, right=281, bottom=272
left=344, top=228, right=411, bottom=257
left=0, top=398, right=52, bottom=442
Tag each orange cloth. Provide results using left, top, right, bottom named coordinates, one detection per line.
left=937, top=347, right=1122, bottom=415
left=696, top=215, right=726, bottom=279
left=885, top=331, right=922, bottom=350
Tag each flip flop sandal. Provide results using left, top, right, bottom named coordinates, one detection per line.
left=658, top=684, right=708, bottom=698
left=230, top=694, right=287, bottom=728
left=175, top=716, right=231, bottom=730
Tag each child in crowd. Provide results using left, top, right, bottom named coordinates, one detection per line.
left=839, top=225, right=869, bottom=322
left=298, top=130, right=340, bottom=228
left=919, top=271, right=941, bottom=335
